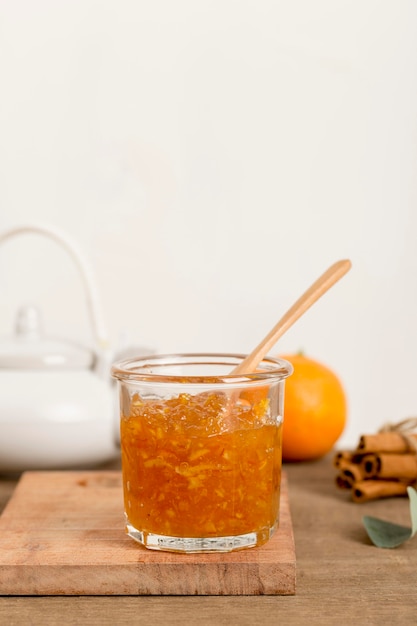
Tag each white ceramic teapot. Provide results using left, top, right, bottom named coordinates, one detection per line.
left=0, top=224, right=120, bottom=473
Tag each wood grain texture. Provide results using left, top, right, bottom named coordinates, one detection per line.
left=0, top=471, right=295, bottom=596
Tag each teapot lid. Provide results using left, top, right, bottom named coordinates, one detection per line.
left=0, top=305, right=94, bottom=370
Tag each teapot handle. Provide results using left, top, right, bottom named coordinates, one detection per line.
left=0, top=223, right=109, bottom=351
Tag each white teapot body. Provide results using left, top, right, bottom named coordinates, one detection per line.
left=0, top=370, right=118, bottom=472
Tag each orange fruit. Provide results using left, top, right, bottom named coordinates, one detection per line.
left=279, top=353, right=347, bottom=462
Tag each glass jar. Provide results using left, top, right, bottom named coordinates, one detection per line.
left=111, top=353, right=293, bottom=553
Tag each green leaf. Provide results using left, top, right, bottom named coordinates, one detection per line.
left=363, top=487, right=417, bottom=549
left=407, top=486, right=417, bottom=536
left=362, top=517, right=411, bottom=548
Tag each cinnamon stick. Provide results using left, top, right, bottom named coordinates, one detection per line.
left=333, top=451, right=353, bottom=468
left=336, top=461, right=366, bottom=488
left=358, top=432, right=417, bottom=454
left=352, top=480, right=411, bottom=503
left=333, top=451, right=363, bottom=468
left=361, top=453, right=417, bottom=480
left=358, top=454, right=376, bottom=478
left=334, top=424, right=417, bottom=501
left=335, top=475, right=352, bottom=490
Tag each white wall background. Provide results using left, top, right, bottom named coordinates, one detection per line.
left=1, top=0, right=417, bottom=449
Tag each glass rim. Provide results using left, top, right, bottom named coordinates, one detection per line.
left=111, top=352, right=293, bottom=385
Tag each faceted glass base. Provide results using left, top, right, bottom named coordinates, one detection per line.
left=125, top=519, right=275, bottom=553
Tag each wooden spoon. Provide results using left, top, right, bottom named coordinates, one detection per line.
left=231, top=259, right=352, bottom=375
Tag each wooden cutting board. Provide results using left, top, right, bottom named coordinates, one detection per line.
left=0, top=470, right=296, bottom=596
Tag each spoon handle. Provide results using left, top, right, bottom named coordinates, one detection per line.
left=232, top=259, right=352, bottom=375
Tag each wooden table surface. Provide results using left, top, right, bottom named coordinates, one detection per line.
left=0, top=455, right=415, bottom=625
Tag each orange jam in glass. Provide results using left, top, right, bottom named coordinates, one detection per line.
left=120, top=390, right=282, bottom=548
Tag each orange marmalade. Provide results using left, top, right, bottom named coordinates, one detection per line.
left=120, top=390, right=282, bottom=546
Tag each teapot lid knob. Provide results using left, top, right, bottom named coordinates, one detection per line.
left=15, top=305, right=42, bottom=338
